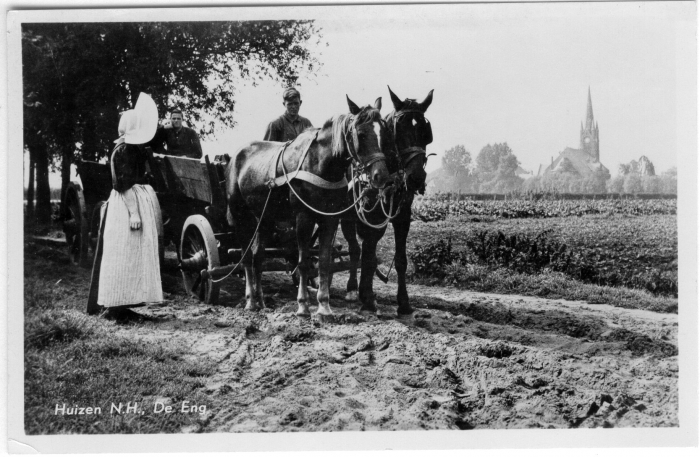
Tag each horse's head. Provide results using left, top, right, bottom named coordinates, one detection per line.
left=332, top=96, right=391, bottom=189
left=387, top=86, right=434, bottom=195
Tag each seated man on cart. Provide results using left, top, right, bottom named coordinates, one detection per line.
left=263, top=87, right=313, bottom=142
left=149, top=109, right=203, bottom=159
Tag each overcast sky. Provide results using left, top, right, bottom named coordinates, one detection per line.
left=203, top=1, right=695, bottom=176
left=40, top=1, right=695, bottom=187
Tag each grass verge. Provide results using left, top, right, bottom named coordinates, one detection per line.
left=24, top=243, right=217, bottom=434
left=25, top=318, right=216, bottom=434
left=412, top=264, right=677, bottom=314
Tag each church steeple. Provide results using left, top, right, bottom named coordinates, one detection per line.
left=580, top=87, right=600, bottom=162
left=585, top=86, right=594, bottom=130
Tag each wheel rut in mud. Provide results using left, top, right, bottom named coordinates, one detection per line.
left=120, top=269, right=678, bottom=432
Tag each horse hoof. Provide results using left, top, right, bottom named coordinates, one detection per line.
left=296, top=303, right=311, bottom=317
left=360, top=302, right=377, bottom=314
left=315, top=304, right=333, bottom=316
left=397, top=305, right=414, bottom=315
left=345, top=291, right=359, bottom=302
left=244, top=303, right=260, bottom=312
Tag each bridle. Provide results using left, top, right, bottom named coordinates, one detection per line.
left=388, top=109, right=435, bottom=173
left=343, top=114, right=387, bottom=176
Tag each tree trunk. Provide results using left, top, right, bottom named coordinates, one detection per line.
left=34, top=142, right=52, bottom=225
left=61, top=145, right=72, bottom=203
left=82, top=116, right=98, bottom=162
left=26, top=151, right=35, bottom=218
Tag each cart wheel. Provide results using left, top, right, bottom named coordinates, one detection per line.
left=63, top=183, right=89, bottom=268
left=180, top=215, right=220, bottom=304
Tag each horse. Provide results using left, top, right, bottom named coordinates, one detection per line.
left=340, top=87, right=434, bottom=315
left=225, top=97, right=391, bottom=316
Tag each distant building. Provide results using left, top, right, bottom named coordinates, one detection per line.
left=538, top=88, right=609, bottom=178
left=515, top=165, right=532, bottom=178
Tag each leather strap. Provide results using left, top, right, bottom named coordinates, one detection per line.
left=400, top=146, right=426, bottom=166
left=268, top=131, right=348, bottom=190
left=272, top=170, right=348, bottom=189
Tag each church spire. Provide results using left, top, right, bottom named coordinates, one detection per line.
left=585, top=86, right=594, bottom=130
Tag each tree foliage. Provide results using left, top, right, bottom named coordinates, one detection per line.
left=23, top=21, right=323, bottom=222
left=623, top=173, right=643, bottom=194
left=474, top=142, right=523, bottom=193
left=441, top=145, right=472, bottom=177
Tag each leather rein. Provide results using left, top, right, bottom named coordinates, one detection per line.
left=270, top=113, right=388, bottom=218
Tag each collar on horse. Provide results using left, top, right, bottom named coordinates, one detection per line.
left=267, top=130, right=349, bottom=190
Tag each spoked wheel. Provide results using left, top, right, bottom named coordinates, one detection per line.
left=62, top=184, right=89, bottom=268
left=179, top=215, right=220, bottom=304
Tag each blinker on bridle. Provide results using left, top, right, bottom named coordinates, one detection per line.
left=343, top=113, right=387, bottom=172
left=390, top=109, right=433, bottom=169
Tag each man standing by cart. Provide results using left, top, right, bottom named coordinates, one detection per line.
left=151, top=109, right=203, bottom=159
left=263, top=87, right=313, bottom=142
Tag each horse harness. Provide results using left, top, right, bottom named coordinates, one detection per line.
left=267, top=130, right=348, bottom=190
left=267, top=114, right=388, bottom=191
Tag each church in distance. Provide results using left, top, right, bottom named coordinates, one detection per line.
left=538, top=88, right=610, bottom=178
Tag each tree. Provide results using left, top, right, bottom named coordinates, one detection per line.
left=23, top=21, right=323, bottom=223
left=660, top=167, right=677, bottom=194
left=582, top=169, right=609, bottom=194
left=557, top=157, right=579, bottom=176
left=642, top=175, right=662, bottom=194
left=474, top=142, right=523, bottom=193
left=442, top=145, right=472, bottom=178
left=607, top=175, right=625, bottom=194
left=623, top=173, right=643, bottom=194
left=522, top=175, right=541, bottom=192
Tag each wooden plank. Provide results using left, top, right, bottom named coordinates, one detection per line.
left=163, top=156, right=212, bottom=202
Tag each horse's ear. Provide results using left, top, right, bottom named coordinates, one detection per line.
left=346, top=95, right=361, bottom=115
left=388, top=86, right=403, bottom=111
left=374, top=97, right=382, bottom=112
left=418, top=89, right=434, bottom=112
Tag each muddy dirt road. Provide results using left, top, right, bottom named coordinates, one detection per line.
left=123, top=263, right=678, bottom=432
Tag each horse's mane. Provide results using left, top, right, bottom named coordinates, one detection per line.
left=325, top=106, right=384, bottom=160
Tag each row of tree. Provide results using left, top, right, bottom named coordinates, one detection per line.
left=23, top=21, right=322, bottom=224
left=435, top=144, right=677, bottom=195
left=439, top=143, right=523, bottom=193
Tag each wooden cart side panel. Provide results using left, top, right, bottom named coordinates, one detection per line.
left=162, top=156, right=212, bottom=203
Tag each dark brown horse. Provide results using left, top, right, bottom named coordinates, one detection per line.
left=225, top=97, right=390, bottom=316
left=340, top=87, right=434, bottom=315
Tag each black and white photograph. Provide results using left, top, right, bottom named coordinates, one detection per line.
left=4, top=0, right=698, bottom=453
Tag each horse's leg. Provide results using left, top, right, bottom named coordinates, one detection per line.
left=252, top=232, right=266, bottom=310
left=240, top=227, right=261, bottom=311
left=228, top=183, right=258, bottom=311
left=340, top=217, right=360, bottom=302
left=243, top=265, right=255, bottom=310
left=316, top=216, right=339, bottom=315
left=295, top=211, right=313, bottom=317
left=357, top=226, right=381, bottom=313
left=393, top=213, right=413, bottom=315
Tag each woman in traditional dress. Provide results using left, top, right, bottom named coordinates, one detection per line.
left=87, top=93, right=163, bottom=317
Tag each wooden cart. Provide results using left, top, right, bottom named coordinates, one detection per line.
left=62, top=152, right=349, bottom=305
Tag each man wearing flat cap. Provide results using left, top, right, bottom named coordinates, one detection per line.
left=263, top=87, right=313, bottom=142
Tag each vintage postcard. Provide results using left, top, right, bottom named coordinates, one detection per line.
left=4, top=0, right=698, bottom=453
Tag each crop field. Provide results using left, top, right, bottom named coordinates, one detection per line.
left=358, top=199, right=679, bottom=315
left=412, top=197, right=676, bottom=221
left=22, top=197, right=679, bottom=433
